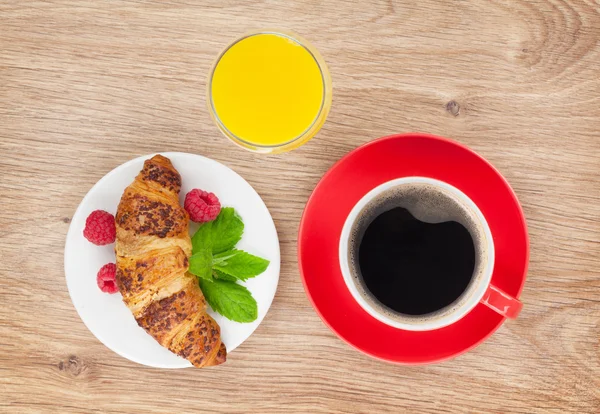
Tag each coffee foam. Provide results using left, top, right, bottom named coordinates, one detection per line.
left=347, top=182, right=488, bottom=324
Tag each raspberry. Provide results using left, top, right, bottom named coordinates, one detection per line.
left=184, top=189, right=221, bottom=223
left=97, top=263, right=119, bottom=294
left=83, top=210, right=116, bottom=245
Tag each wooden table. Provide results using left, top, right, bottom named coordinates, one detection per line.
left=2, top=1, right=600, bottom=413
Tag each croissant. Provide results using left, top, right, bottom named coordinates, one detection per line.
left=114, top=154, right=226, bottom=367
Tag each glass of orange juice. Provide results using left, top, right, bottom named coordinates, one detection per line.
left=207, top=30, right=332, bottom=153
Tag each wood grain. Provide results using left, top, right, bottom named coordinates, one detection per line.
left=1, top=1, right=600, bottom=412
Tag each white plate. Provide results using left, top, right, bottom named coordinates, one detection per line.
left=64, top=152, right=280, bottom=368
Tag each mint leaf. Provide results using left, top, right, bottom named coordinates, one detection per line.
left=189, top=250, right=213, bottom=280
left=191, top=207, right=264, bottom=323
left=211, top=208, right=244, bottom=254
left=199, top=278, right=257, bottom=323
left=191, top=221, right=213, bottom=253
left=213, top=269, right=237, bottom=282
left=212, top=249, right=270, bottom=281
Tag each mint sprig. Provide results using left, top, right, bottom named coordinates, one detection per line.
left=213, top=269, right=237, bottom=282
left=213, top=249, right=270, bottom=281
left=189, top=250, right=212, bottom=280
left=191, top=220, right=213, bottom=253
left=211, top=207, right=244, bottom=254
left=199, top=279, right=257, bottom=323
left=188, top=207, right=269, bottom=323
left=191, top=207, right=244, bottom=254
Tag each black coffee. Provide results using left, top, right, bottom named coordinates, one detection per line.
left=358, top=207, right=475, bottom=315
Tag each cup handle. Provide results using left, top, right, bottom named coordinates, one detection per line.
left=480, top=284, right=522, bottom=319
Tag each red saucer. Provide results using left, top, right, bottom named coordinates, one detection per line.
left=298, top=133, right=529, bottom=364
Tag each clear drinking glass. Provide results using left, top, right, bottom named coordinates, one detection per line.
left=207, top=30, right=332, bottom=154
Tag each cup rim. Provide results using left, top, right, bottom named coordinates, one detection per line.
left=206, top=30, right=332, bottom=152
left=338, top=176, right=496, bottom=331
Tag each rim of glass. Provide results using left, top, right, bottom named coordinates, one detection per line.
left=207, top=30, right=330, bottom=149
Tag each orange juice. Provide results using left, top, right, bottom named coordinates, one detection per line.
left=208, top=32, right=331, bottom=152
